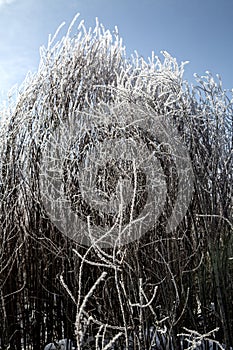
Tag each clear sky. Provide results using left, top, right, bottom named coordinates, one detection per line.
left=0, top=0, right=233, bottom=102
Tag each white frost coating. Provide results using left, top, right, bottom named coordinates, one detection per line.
left=1, top=15, right=194, bottom=247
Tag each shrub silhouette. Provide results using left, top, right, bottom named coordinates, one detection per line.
left=0, top=15, right=232, bottom=350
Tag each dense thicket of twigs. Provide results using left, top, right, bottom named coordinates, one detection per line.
left=0, top=16, right=232, bottom=350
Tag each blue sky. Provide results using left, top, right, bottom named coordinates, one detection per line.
left=0, top=0, right=233, bottom=102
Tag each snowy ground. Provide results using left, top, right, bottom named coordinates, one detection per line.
left=43, top=336, right=233, bottom=350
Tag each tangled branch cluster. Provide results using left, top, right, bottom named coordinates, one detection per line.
left=0, top=15, right=232, bottom=350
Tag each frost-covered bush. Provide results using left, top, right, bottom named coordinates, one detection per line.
left=0, top=14, right=232, bottom=350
